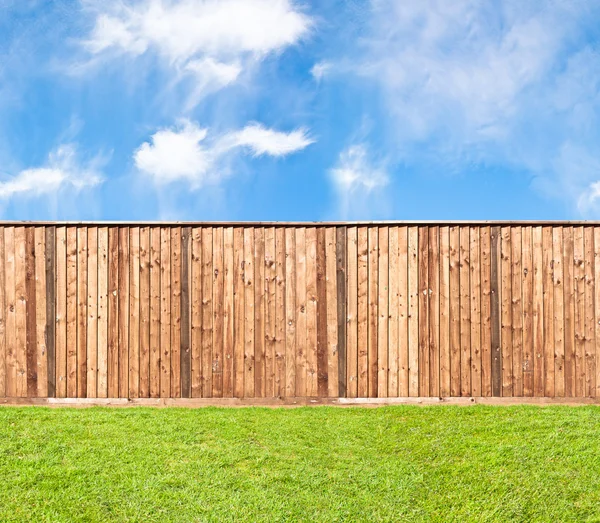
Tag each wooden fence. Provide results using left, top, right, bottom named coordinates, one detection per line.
left=0, top=222, right=598, bottom=400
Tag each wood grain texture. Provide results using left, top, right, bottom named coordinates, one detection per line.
left=5, top=228, right=16, bottom=398
left=45, top=227, right=55, bottom=398
left=233, top=227, right=245, bottom=397
left=542, top=227, right=555, bottom=397
left=408, top=227, right=419, bottom=397
left=510, top=227, right=523, bottom=397
left=335, top=227, right=346, bottom=397
left=418, top=227, right=429, bottom=397
left=584, top=227, right=595, bottom=397
left=357, top=227, right=368, bottom=397
left=522, top=226, right=534, bottom=396
left=285, top=228, right=296, bottom=397
left=35, top=227, right=47, bottom=398
left=480, top=227, right=492, bottom=397
left=500, top=227, right=512, bottom=397
left=398, top=227, right=409, bottom=397
left=327, top=227, right=339, bottom=397
left=128, top=228, right=140, bottom=398
left=65, top=227, right=77, bottom=398
left=554, top=227, right=565, bottom=397
left=243, top=227, right=255, bottom=398
left=388, top=227, right=399, bottom=398
left=573, top=227, right=585, bottom=397
left=159, top=228, right=171, bottom=398
left=346, top=227, right=358, bottom=398
left=377, top=226, right=388, bottom=398
left=459, top=227, right=470, bottom=396
left=563, top=227, right=576, bottom=397
left=97, top=228, right=108, bottom=398
left=490, top=226, right=501, bottom=397
left=170, top=228, right=181, bottom=398
left=138, top=227, right=150, bottom=398
left=469, top=227, right=480, bottom=397
left=305, top=227, right=318, bottom=397
left=76, top=228, right=87, bottom=398
left=533, top=226, right=545, bottom=397
left=201, top=227, right=213, bottom=398
left=87, top=228, right=98, bottom=398
left=439, top=226, right=451, bottom=397
left=253, top=227, right=264, bottom=397
left=223, top=227, right=234, bottom=398
left=212, top=227, right=224, bottom=398
left=275, top=228, right=286, bottom=398
left=107, top=228, right=119, bottom=398
left=25, top=227, right=37, bottom=397
left=149, top=227, right=161, bottom=398
left=265, top=227, right=276, bottom=397
left=428, top=227, right=440, bottom=397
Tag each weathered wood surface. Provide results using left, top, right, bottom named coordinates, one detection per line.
left=0, top=223, right=596, bottom=400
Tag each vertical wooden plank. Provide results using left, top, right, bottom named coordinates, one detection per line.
left=107, top=228, right=119, bottom=398
left=201, top=227, right=213, bottom=398
left=367, top=227, right=379, bottom=397
left=149, top=227, right=161, bottom=398
left=160, top=227, right=171, bottom=398
left=118, top=228, right=129, bottom=398
left=169, top=228, right=181, bottom=398
left=542, top=227, right=555, bottom=397
left=305, top=227, right=318, bottom=397
left=469, top=227, right=481, bottom=397
left=0, top=229, right=4, bottom=397
left=45, top=227, right=55, bottom=398
left=65, top=227, right=77, bottom=398
left=346, top=227, right=358, bottom=398
left=14, top=227, right=26, bottom=397
left=377, top=227, right=389, bottom=397
left=459, top=227, right=471, bottom=397
left=212, top=227, right=224, bottom=398
left=138, top=227, right=150, bottom=398
left=554, top=227, right=565, bottom=397
left=510, top=227, right=523, bottom=397
left=253, top=228, right=264, bottom=397
left=191, top=227, right=202, bottom=398
left=35, top=228, right=47, bottom=398
left=295, top=228, right=307, bottom=396
left=563, top=227, right=575, bottom=397
left=388, top=227, right=399, bottom=397
left=449, top=226, right=461, bottom=396
left=179, top=227, right=191, bottom=398
left=128, top=227, right=140, bottom=398
left=429, top=226, right=440, bottom=397
left=285, top=228, right=296, bottom=397
left=264, top=227, right=276, bottom=397
left=398, top=227, right=409, bottom=397
left=25, top=227, right=37, bottom=397
left=86, top=227, right=98, bottom=398
left=490, top=226, right=501, bottom=397
left=408, top=226, right=419, bottom=397
left=522, top=226, right=534, bottom=397
left=5, top=227, right=16, bottom=397
left=532, top=226, right=545, bottom=397
left=275, top=227, right=286, bottom=398
left=573, top=226, right=585, bottom=397
left=97, top=227, right=108, bottom=398
left=584, top=227, right=595, bottom=397
left=327, top=227, right=339, bottom=397
left=439, top=226, right=451, bottom=397
left=316, top=227, right=328, bottom=397
left=500, top=226, right=512, bottom=397
left=223, top=227, right=235, bottom=398
left=233, top=227, right=245, bottom=397
left=55, top=228, right=67, bottom=398
left=480, top=227, right=492, bottom=397
left=595, top=227, right=600, bottom=397
left=243, top=227, right=255, bottom=398
left=418, top=227, right=429, bottom=397
left=76, top=228, right=88, bottom=398
left=357, top=226, right=369, bottom=397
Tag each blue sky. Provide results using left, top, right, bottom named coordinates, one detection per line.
left=1, top=0, right=600, bottom=221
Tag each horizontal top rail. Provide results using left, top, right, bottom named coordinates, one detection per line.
left=0, top=220, right=597, bottom=227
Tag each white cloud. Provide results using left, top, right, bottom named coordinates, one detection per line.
left=310, top=61, right=331, bottom=81
left=82, top=0, right=312, bottom=104
left=0, top=145, right=103, bottom=199
left=134, top=119, right=314, bottom=187
left=329, top=144, right=389, bottom=219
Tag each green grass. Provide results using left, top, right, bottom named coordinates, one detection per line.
left=1, top=406, right=600, bottom=522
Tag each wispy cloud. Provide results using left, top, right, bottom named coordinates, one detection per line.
left=329, top=144, right=389, bottom=219
left=134, top=119, right=314, bottom=187
left=0, top=144, right=104, bottom=199
left=341, top=0, right=600, bottom=214
left=310, top=61, right=331, bottom=82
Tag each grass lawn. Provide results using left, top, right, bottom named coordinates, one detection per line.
left=1, top=406, right=600, bottom=522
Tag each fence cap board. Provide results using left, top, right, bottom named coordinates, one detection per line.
left=0, top=220, right=598, bottom=227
